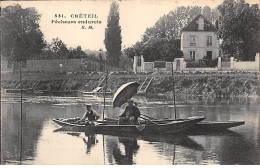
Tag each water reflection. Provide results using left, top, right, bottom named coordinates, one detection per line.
left=61, top=130, right=204, bottom=165
left=66, top=132, right=98, bottom=154
left=84, top=134, right=98, bottom=154
left=113, top=137, right=139, bottom=165
left=1, top=95, right=260, bottom=164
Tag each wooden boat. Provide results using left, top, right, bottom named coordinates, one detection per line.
left=101, top=117, right=245, bottom=130
left=194, top=120, right=245, bottom=130
left=53, top=116, right=205, bottom=134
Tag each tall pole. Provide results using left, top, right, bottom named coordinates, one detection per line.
left=19, top=60, right=23, bottom=163
left=171, top=61, right=177, bottom=119
left=103, top=134, right=106, bottom=165
left=172, top=144, right=176, bottom=165
left=102, top=71, right=108, bottom=121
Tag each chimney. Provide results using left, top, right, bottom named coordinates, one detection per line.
left=198, top=17, right=204, bottom=30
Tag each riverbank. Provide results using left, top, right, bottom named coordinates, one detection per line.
left=1, top=71, right=260, bottom=98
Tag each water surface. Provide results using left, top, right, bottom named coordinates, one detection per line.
left=1, top=95, right=260, bottom=165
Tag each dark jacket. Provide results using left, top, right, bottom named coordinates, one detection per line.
left=119, top=105, right=140, bottom=119
left=82, top=109, right=100, bottom=121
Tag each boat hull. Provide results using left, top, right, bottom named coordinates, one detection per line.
left=194, top=121, right=245, bottom=130
left=53, top=116, right=205, bottom=134
left=161, top=119, right=245, bottom=130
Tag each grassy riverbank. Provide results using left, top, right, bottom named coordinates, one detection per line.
left=1, top=71, right=260, bottom=98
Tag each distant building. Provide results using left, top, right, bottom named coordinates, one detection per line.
left=180, top=14, right=220, bottom=62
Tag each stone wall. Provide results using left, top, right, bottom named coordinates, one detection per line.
left=133, top=53, right=260, bottom=73
left=143, top=62, right=154, bottom=72
left=1, top=58, right=122, bottom=73
left=232, top=53, right=260, bottom=71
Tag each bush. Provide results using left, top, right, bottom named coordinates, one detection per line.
left=181, top=78, right=193, bottom=87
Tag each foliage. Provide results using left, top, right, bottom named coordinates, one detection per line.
left=124, top=6, right=217, bottom=62
left=68, top=46, right=87, bottom=59
left=119, top=55, right=132, bottom=71
left=84, top=49, right=107, bottom=61
left=217, top=0, right=260, bottom=60
left=49, top=37, right=69, bottom=58
left=123, top=47, right=136, bottom=59
left=142, top=6, right=218, bottom=42
left=142, top=39, right=183, bottom=62
left=104, top=1, right=122, bottom=66
left=0, top=4, right=46, bottom=61
left=186, top=57, right=218, bottom=68
left=123, top=41, right=144, bottom=59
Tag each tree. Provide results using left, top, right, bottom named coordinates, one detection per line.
left=142, top=39, right=183, bottom=62
left=104, top=1, right=122, bottom=66
left=142, top=6, right=202, bottom=42
left=123, top=47, right=136, bottom=59
left=218, top=0, right=260, bottom=60
left=125, top=6, right=217, bottom=62
left=124, top=41, right=144, bottom=59
left=68, top=46, right=86, bottom=59
left=0, top=4, right=45, bottom=61
left=142, top=6, right=219, bottom=43
left=119, top=53, right=132, bottom=71
left=49, top=37, right=69, bottom=59
left=202, top=6, right=219, bottom=22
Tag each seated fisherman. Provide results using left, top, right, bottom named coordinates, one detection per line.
left=80, top=104, right=100, bottom=124
left=118, top=99, right=140, bottom=125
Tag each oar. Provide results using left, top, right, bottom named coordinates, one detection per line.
left=141, top=114, right=159, bottom=121
left=139, top=116, right=160, bottom=125
left=141, top=114, right=171, bottom=124
left=103, top=116, right=161, bottom=125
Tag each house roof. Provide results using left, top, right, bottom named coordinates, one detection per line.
left=143, top=37, right=166, bottom=46
left=181, top=14, right=217, bottom=32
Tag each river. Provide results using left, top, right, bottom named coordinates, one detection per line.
left=1, top=94, right=260, bottom=165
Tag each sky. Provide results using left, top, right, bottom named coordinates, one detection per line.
left=1, top=0, right=260, bottom=51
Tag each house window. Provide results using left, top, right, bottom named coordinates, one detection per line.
left=190, top=36, right=196, bottom=46
left=207, top=36, right=212, bottom=46
left=190, top=51, right=196, bottom=60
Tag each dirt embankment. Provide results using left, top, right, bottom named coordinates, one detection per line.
left=148, top=73, right=260, bottom=98
left=1, top=71, right=260, bottom=98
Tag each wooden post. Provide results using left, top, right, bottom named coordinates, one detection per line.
left=19, top=60, right=23, bottom=163
left=171, top=62, right=177, bottom=119
left=102, top=71, right=108, bottom=121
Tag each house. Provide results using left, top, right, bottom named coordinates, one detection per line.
left=180, top=14, right=220, bottom=62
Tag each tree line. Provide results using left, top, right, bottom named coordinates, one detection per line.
left=0, top=4, right=106, bottom=62
left=0, top=3, right=131, bottom=69
left=1, top=0, right=259, bottom=68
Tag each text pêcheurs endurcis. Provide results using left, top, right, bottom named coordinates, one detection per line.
left=51, top=19, right=102, bottom=24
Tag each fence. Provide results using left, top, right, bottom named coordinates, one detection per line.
left=218, top=53, right=260, bottom=71
left=133, top=53, right=260, bottom=73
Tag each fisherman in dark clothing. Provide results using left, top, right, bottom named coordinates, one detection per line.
left=80, top=104, right=100, bottom=124
left=118, top=100, right=140, bottom=125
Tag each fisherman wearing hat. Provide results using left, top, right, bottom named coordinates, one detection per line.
left=80, top=104, right=100, bottom=124
left=118, top=99, right=140, bottom=125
